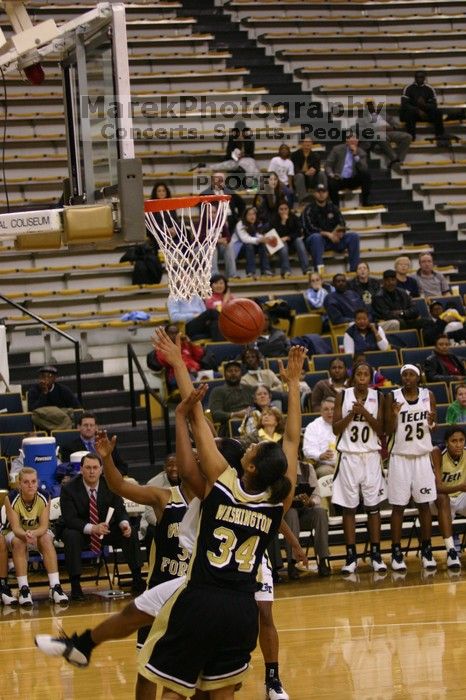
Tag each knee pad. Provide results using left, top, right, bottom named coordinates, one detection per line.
left=367, top=507, right=380, bottom=516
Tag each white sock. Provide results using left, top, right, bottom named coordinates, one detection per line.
left=17, top=576, right=28, bottom=589
left=48, top=572, right=60, bottom=588
left=444, top=537, right=454, bottom=552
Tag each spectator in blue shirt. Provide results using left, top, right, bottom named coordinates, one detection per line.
left=167, top=295, right=224, bottom=340
left=323, top=274, right=368, bottom=325
left=394, top=256, right=420, bottom=296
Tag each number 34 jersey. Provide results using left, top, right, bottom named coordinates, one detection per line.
left=390, top=386, right=433, bottom=456
left=188, top=466, right=283, bottom=593
left=337, top=387, right=380, bottom=453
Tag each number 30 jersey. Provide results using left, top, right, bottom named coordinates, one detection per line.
left=390, top=387, right=433, bottom=456
left=337, top=387, right=380, bottom=453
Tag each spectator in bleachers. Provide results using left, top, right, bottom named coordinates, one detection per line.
left=58, top=453, right=144, bottom=600
left=254, top=173, right=288, bottom=225
left=446, top=385, right=466, bottom=424
left=151, top=324, right=211, bottom=389
left=302, top=184, right=360, bottom=273
left=0, top=531, right=17, bottom=605
left=240, top=347, right=283, bottom=392
left=284, top=461, right=331, bottom=579
left=205, top=204, right=238, bottom=280
left=290, top=138, right=322, bottom=203
left=268, top=145, right=294, bottom=205
left=271, top=201, right=310, bottom=274
left=348, top=261, right=381, bottom=305
left=302, top=397, right=337, bottom=478
left=343, top=309, right=389, bottom=355
left=60, top=412, right=128, bottom=476
left=394, top=256, right=420, bottom=297
left=414, top=252, right=452, bottom=298
left=214, top=120, right=260, bottom=176
left=208, top=360, right=255, bottom=436
left=359, top=100, right=412, bottom=168
left=226, top=120, right=255, bottom=160
left=229, top=206, right=274, bottom=278
left=255, top=312, right=291, bottom=358
left=28, top=365, right=81, bottom=432
left=201, top=172, right=245, bottom=233
left=400, top=70, right=447, bottom=146
left=238, top=384, right=279, bottom=436
left=372, top=269, right=432, bottom=332
left=205, top=274, right=235, bottom=312
left=424, top=335, right=466, bottom=383
left=431, top=425, right=466, bottom=568
left=149, top=181, right=181, bottom=244
left=423, top=302, right=466, bottom=347
left=304, top=271, right=331, bottom=311
left=167, top=295, right=224, bottom=341
left=150, top=181, right=171, bottom=200
left=325, top=132, right=371, bottom=207
left=239, top=406, right=285, bottom=449
left=324, top=273, right=367, bottom=325
left=311, top=357, right=349, bottom=412
left=4, top=467, right=68, bottom=606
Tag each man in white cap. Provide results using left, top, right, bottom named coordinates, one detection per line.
left=384, top=364, right=444, bottom=572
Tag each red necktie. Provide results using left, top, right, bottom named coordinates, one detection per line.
left=89, top=488, right=101, bottom=553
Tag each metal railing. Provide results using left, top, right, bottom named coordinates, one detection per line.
left=127, top=343, right=171, bottom=464
left=0, top=293, right=82, bottom=402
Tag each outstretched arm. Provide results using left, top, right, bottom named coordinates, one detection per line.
left=152, top=329, right=228, bottom=488
left=279, top=346, right=307, bottom=513
left=175, top=401, right=207, bottom=499
left=95, top=430, right=169, bottom=521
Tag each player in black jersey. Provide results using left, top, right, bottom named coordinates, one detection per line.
left=35, top=438, right=205, bottom=699
left=136, top=331, right=306, bottom=700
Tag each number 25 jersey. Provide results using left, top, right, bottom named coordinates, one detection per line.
left=337, top=387, right=380, bottom=453
left=390, top=386, right=433, bottom=456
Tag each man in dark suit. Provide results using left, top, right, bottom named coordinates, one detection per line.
left=59, top=453, right=144, bottom=600
left=60, top=412, right=128, bottom=475
left=325, top=133, right=371, bottom=207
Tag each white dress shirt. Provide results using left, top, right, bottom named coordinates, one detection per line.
left=302, top=416, right=337, bottom=465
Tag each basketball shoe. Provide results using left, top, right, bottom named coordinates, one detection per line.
left=446, top=548, right=461, bottom=570
left=35, top=629, right=92, bottom=668
left=391, top=551, right=407, bottom=571
left=18, top=585, right=33, bottom=606
left=0, top=582, right=17, bottom=606
left=370, top=553, right=387, bottom=572
left=49, top=584, right=69, bottom=605
left=265, top=678, right=289, bottom=700
left=421, top=545, right=437, bottom=570
left=341, top=555, right=358, bottom=575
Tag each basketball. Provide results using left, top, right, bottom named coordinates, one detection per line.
left=218, top=298, right=266, bottom=345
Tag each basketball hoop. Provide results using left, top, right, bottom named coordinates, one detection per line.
left=144, top=194, right=230, bottom=301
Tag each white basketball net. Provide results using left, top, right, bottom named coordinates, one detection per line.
left=145, top=198, right=230, bottom=301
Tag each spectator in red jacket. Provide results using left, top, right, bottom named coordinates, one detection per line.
left=153, top=324, right=206, bottom=387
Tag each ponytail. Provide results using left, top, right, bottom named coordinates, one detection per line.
left=269, top=474, right=291, bottom=504
left=252, top=442, right=290, bottom=504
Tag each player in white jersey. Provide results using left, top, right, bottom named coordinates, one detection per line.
left=332, top=361, right=387, bottom=575
left=385, top=364, right=437, bottom=572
